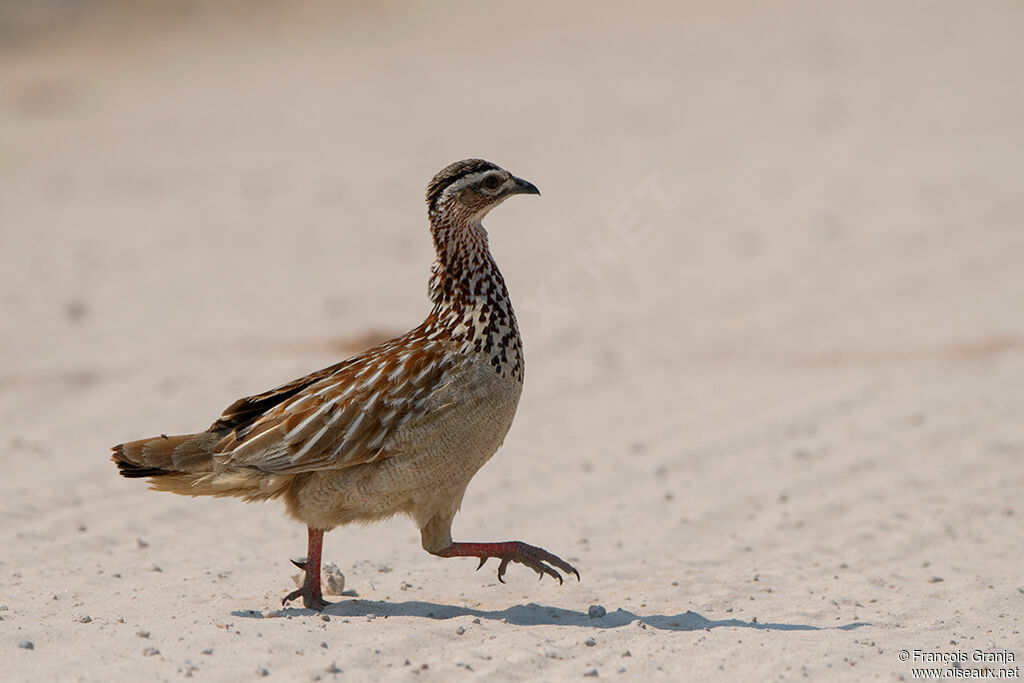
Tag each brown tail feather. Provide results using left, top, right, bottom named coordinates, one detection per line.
left=111, top=433, right=221, bottom=478
left=112, top=431, right=289, bottom=500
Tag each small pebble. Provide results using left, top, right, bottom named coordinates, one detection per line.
left=256, top=667, right=269, bottom=677
left=322, top=562, right=345, bottom=595
left=326, top=662, right=342, bottom=674
left=292, top=565, right=345, bottom=596
left=320, top=642, right=329, bottom=649
left=472, top=618, right=481, bottom=624
left=137, top=538, right=149, bottom=548
left=456, top=626, right=465, bottom=635
left=584, top=637, right=597, bottom=647
left=79, top=616, right=92, bottom=624
left=142, top=647, right=160, bottom=657
left=136, top=630, right=150, bottom=639
left=201, top=649, right=213, bottom=655
left=928, top=576, right=944, bottom=583
left=588, top=605, right=607, bottom=619
left=584, top=670, right=599, bottom=677
left=19, top=641, right=34, bottom=650
left=321, top=615, right=330, bottom=622
left=378, top=565, right=392, bottom=573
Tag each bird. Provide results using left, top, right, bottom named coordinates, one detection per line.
left=111, top=159, right=579, bottom=610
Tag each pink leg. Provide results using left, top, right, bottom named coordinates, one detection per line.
left=282, top=527, right=329, bottom=611
left=435, top=541, right=580, bottom=584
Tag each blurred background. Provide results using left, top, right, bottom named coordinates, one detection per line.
left=4, top=0, right=1022, bottom=424
left=1, top=1, right=1022, bottom=678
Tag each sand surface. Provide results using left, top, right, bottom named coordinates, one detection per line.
left=2, top=2, right=1023, bottom=680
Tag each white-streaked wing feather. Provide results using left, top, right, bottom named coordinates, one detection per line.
left=215, top=336, right=457, bottom=474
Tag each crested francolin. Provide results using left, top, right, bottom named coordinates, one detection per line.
left=112, top=159, right=578, bottom=610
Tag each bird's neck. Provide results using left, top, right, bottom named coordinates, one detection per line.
left=426, top=214, right=523, bottom=380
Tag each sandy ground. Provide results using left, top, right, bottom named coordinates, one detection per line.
left=2, top=1, right=1023, bottom=680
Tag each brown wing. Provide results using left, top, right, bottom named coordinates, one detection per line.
left=208, top=359, right=356, bottom=433
left=212, top=333, right=459, bottom=474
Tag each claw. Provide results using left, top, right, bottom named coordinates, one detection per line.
left=282, top=585, right=329, bottom=611
left=290, top=558, right=308, bottom=571
left=537, top=562, right=563, bottom=585
left=282, top=589, right=301, bottom=607
left=438, top=540, right=580, bottom=586
left=497, top=557, right=511, bottom=583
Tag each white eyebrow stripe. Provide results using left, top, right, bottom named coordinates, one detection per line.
left=446, top=170, right=500, bottom=193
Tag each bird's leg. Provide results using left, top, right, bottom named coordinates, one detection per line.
left=435, top=541, right=580, bottom=585
left=282, top=527, right=329, bottom=611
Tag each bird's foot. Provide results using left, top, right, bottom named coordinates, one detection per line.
left=282, top=559, right=329, bottom=611
left=438, top=541, right=580, bottom=585
left=282, top=585, right=328, bottom=611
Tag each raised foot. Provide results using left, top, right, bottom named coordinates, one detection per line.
left=282, top=559, right=330, bottom=611
left=438, top=541, right=581, bottom=585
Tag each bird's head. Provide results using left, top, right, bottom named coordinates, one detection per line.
left=426, top=159, right=540, bottom=224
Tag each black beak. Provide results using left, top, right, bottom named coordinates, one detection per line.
left=509, top=176, right=541, bottom=197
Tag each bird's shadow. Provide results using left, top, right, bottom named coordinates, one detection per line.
left=234, top=600, right=869, bottom=632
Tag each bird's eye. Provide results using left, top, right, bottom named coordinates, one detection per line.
left=482, top=175, right=501, bottom=191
